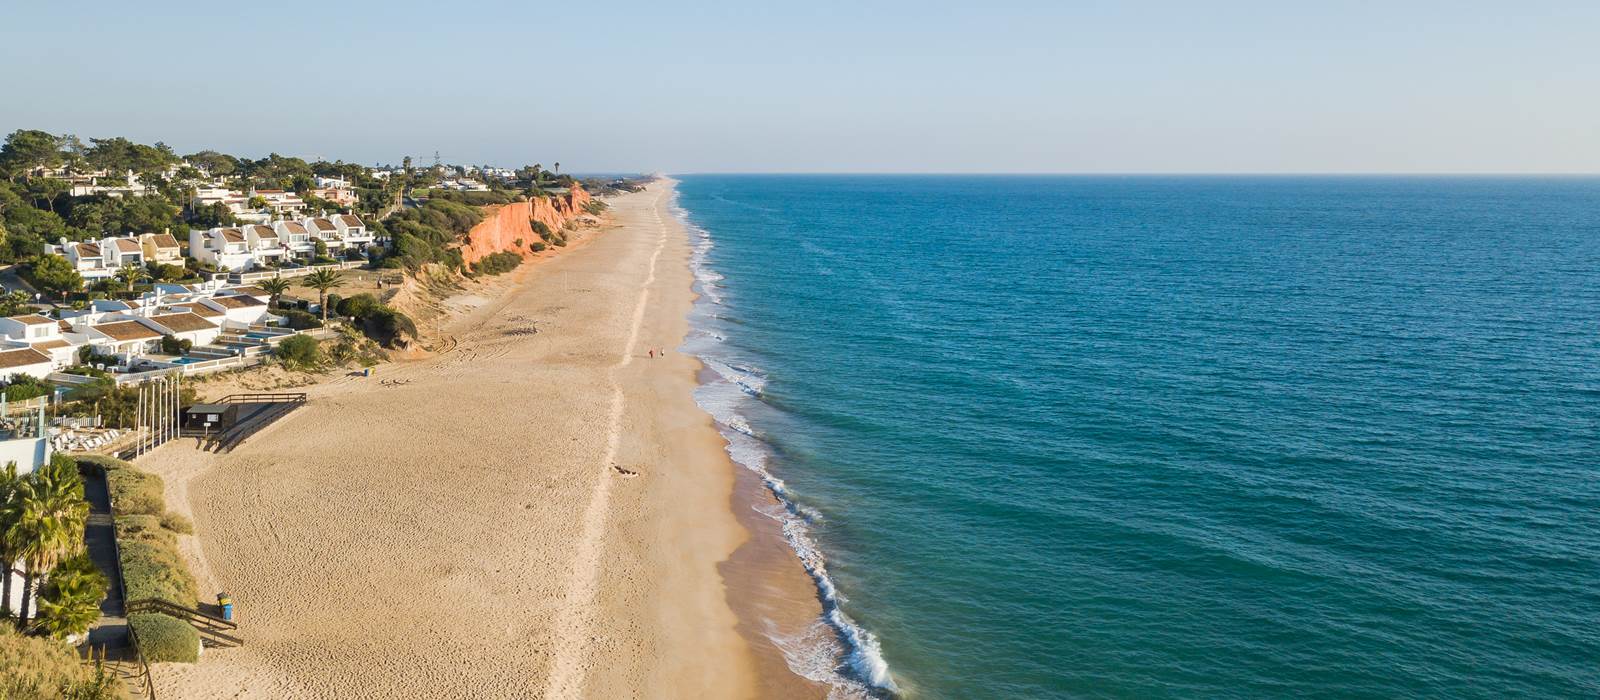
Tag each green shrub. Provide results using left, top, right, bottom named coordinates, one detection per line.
left=276, top=334, right=321, bottom=369
left=119, top=539, right=197, bottom=606
left=531, top=220, right=553, bottom=241
left=1, top=373, right=53, bottom=401
left=0, top=627, right=124, bottom=699
left=73, top=454, right=128, bottom=474
left=335, top=293, right=383, bottom=319
left=106, top=467, right=164, bottom=516
left=470, top=251, right=522, bottom=276
left=128, top=613, right=199, bottom=663
left=160, top=511, right=194, bottom=535
left=530, top=241, right=546, bottom=252
left=159, top=334, right=193, bottom=356
left=280, top=309, right=322, bottom=330
left=114, top=514, right=175, bottom=548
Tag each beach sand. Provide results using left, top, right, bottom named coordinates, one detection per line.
left=135, top=181, right=828, bottom=699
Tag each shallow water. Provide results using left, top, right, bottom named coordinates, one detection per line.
left=676, top=175, right=1600, bottom=699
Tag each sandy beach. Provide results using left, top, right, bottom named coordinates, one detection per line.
left=134, top=181, right=827, bottom=699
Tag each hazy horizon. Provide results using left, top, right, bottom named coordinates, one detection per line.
left=3, top=1, right=1597, bottom=174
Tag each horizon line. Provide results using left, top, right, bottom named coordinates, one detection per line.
left=660, top=171, right=1600, bottom=177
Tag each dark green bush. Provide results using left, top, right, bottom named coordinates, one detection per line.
left=129, top=613, right=199, bottom=663
left=276, top=334, right=321, bottom=368
left=530, top=241, right=546, bottom=252
left=0, top=374, right=52, bottom=401
left=531, top=220, right=553, bottom=241
left=159, top=335, right=192, bottom=356
left=335, top=293, right=383, bottom=319
left=471, top=252, right=522, bottom=276
left=280, top=309, right=322, bottom=330
left=119, top=539, right=197, bottom=606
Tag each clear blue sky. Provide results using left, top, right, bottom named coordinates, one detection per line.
left=2, top=1, right=1596, bottom=173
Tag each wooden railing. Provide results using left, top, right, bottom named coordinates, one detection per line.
left=126, top=598, right=244, bottom=648
left=210, top=392, right=308, bottom=405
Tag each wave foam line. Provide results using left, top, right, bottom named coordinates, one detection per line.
left=675, top=194, right=898, bottom=698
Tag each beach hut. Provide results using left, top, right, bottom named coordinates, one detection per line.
left=182, top=403, right=239, bottom=432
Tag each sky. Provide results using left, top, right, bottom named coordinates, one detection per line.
left=1, top=1, right=1597, bottom=173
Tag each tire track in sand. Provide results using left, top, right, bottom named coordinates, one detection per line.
left=542, top=190, right=668, bottom=699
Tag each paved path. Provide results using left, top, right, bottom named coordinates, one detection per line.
left=81, top=466, right=130, bottom=650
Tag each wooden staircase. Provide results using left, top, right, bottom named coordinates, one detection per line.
left=126, top=598, right=244, bottom=648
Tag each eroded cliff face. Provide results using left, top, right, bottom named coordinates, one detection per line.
left=458, top=185, right=594, bottom=265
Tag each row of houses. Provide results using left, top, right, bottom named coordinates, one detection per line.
left=192, top=186, right=308, bottom=224
left=45, top=214, right=373, bottom=278
left=0, top=283, right=277, bottom=380
left=189, top=214, right=373, bottom=271
left=51, top=233, right=183, bottom=281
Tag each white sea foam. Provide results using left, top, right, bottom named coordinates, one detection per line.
left=674, top=194, right=897, bottom=697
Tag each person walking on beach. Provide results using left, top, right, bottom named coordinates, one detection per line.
left=648, top=349, right=655, bottom=359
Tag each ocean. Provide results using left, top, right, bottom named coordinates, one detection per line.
left=673, top=175, right=1600, bottom=699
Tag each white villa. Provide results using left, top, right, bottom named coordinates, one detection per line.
left=0, top=314, right=81, bottom=371
left=193, top=213, right=369, bottom=270
left=188, top=227, right=254, bottom=270
left=242, top=224, right=288, bottom=265
left=254, top=190, right=306, bottom=215
left=50, top=236, right=147, bottom=280
left=275, top=220, right=314, bottom=258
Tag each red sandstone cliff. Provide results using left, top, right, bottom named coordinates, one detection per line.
left=458, top=185, right=594, bottom=266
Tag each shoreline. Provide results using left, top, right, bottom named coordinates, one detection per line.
left=675, top=188, right=897, bottom=699
left=134, top=180, right=821, bottom=698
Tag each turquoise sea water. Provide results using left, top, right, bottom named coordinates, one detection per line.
left=674, top=176, right=1600, bottom=699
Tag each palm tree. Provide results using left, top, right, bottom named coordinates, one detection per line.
left=32, top=553, right=105, bottom=639
left=303, top=269, right=344, bottom=320
left=259, top=277, right=291, bottom=308
left=10, top=456, right=88, bottom=628
left=0, top=461, right=20, bottom=619
left=113, top=264, right=146, bottom=293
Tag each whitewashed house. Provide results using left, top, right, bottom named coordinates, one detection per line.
left=274, top=220, right=315, bottom=259
left=255, top=190, right=306, bottom=216
left=243, top=225, right=287, bottom=265
left=58, top=240, right=111, bottom=280
left=144, top=312, right=222, bottom=348
left=332, top=214, right=373, bottom=249
left=0, top=315, right=80, bottom=369
left=197, top=293, right=273, bottom=328
left=189, top=227, right=256, bottom=270
left=102, top=237, right=145, bottom=269
left=84, top=319, right=164, bottom=358
left=304, top=217, right=343, bottom=251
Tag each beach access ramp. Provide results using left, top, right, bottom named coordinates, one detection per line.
left=176, top=392, right=308, bottom=453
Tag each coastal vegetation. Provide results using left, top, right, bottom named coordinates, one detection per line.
left=470, top=251, right=522, bottom=276
left=377, top=199, right=482, bottom=270
left=0, top=626, right=123, bottom=699
left=332, top=294, right=416, bottom=349
left=74, top=455, right=203, bottom=664
left=275, top=334, right=323, bottom=369
left=1, top=455, right=103, bottom=643
left=302, top=269, right=344, bottom=320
